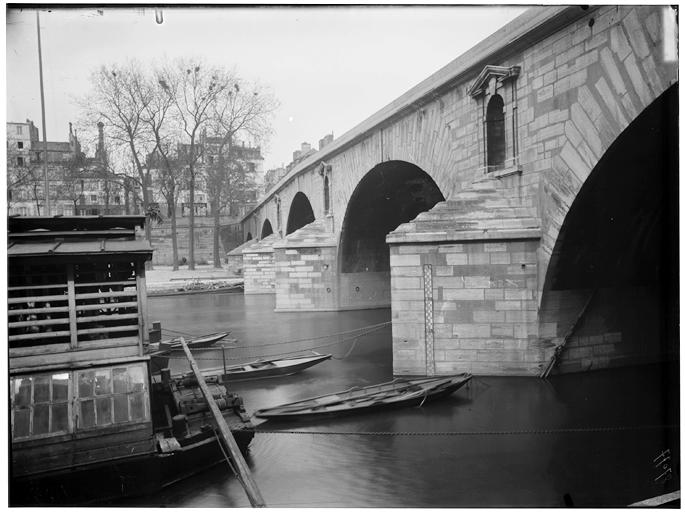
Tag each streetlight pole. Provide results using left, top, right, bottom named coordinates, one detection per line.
left=36, top=10, right=50, bottom=216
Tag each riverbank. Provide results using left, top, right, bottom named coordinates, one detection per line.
left=146, top=264, right=243, bottom=296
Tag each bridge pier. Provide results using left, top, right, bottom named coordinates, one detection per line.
left=273, top=220, right=338, bottom=311
left=387, top=181, right=545, bottom=376
left=241, top=234, right=279, bottom=294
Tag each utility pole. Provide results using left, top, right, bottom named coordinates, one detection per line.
left=36, top=10, right=50, bottom=216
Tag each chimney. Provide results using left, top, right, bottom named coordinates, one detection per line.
left=301, top=142, right=311, bottom=153
left=69, top=122, right=73, bottom=137
left=97, top=122, right=105, bottom=162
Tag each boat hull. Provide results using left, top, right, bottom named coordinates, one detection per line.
left=10, top=428, right=254, bottom=506
left=220, top=354, right=333, bottom=382
left=255, top=375, right=471, bottom=421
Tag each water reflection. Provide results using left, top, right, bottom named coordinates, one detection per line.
left=136, top=293, right=679, bottom=507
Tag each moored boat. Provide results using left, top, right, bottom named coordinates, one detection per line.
left=254, top=374, right=472, bottom=420
left=177, top=353, right=333, bottom=384
left=149, top=331, right=230, bottom=352
left=8, top=216, right=254, bottom=505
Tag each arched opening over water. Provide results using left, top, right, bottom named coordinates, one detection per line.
left=541, top=84, right=678, bottom=371
left=286, top=192, right=315, bottom=235
left=260, top=219, right=274, bottom=239
left=337, top=161, right=444, bottom=308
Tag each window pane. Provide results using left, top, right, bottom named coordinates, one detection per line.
left=34, top=404, right=50, bottom=435
left=13, top=409, right=30, bottom=438
left=113, top=394, right=129, bottom=423
left=52, top=373, right=69, bottom=402
left=96, top=397, right=112, bottom=426
left=13, top=378, right=32, bottom=407
left=94, top=369, right=112, bottom=396
left=34, top=375, right=51, bottom=403
left=79, top=371, right=95, bottom=398
left=113, top=368, right=127, bottom=394
left=129, top=393, right=146, bottom=421
left=80, top=400, right=95, bottom=428
left=52, top=403, right=69, bottom=433
left=128, top=365, right=146, bottom=393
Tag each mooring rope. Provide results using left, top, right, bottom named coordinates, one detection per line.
left=159, top=321, right=391, bottom=362
left=251, top=424, right=678, bottom=437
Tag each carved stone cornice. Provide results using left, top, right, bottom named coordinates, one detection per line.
left=468, top=65, right=521, bottom=98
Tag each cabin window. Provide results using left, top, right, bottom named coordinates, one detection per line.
left=11, top=372, right=71, bottom=439
left=76, top=363, right=149, bottom=429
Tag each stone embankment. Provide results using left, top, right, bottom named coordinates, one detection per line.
left=146, top=265, right=243, bottom=296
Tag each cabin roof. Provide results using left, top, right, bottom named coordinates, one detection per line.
left=8, top=215, right=146, bottom=234
left=7, top=239, right=152, bottom=258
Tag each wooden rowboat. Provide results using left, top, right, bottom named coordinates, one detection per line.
left=177, top=353, right=333, bottom=384
left=150, top=331, right=230, bottom=352
left=254, top=373, right=472, bottom=420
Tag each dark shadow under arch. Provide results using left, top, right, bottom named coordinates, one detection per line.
left=260, top=219, right=274, bottom=239
left=286, top=192, right=315, bottom=235
left=339, top=160, right=445, bottom=273
left=245, top=232, right=253, bottom=242
left=541, top=84, right=678, bottom=365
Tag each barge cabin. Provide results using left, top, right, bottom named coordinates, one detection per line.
left=8, top=216, right=254, bottom=505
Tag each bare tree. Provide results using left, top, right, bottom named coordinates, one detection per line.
left=205, top=80, right=277, bottom=267
left=158, top=59, right=230, bottom=270
left=142, top=71, right=184, bottom=269
left=80, top=61, right=155, bottom=241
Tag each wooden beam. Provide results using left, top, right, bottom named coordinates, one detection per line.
left=179, top=338, right=265, bottom=508
left=136, top=261, right=148, bottom=351
left=75, top=290, right=137, bottom=300
left=76, top=313, right=139, bottom=324
left=75, top=301, right=138, bottom=312
left=67, top=265, right=78, bottom=348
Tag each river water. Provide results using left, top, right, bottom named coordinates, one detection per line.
left=134, top=292, right=678, bottom=507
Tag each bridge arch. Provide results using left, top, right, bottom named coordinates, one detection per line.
left=286, top=192, right=315, bottom=235
left=540, top=84, right=677, bottom=371
left=260, top=219, right=274, bottom=239
left=245, top=232, right=253, bottom=242
left=339, top=161, right=445, bottom=274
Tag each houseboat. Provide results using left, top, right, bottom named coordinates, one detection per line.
left=8, top=216, right=254, bottom=505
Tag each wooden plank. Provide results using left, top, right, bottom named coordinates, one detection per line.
left=75, top=290, right=137, bottom=300
left=75, top=301, right=138, bottom=312
left=10, top=353, right=148, bottom=375
left=9, top=317, right=70, bottom=328
left=77, top=325, right=138, bottom=335
left=9, top=229, right=136, bottom=238
left=180, top=338, right=266, bottom=508
left=75, top=313, right=139, bottom=324
left=8, top=294, right=69, bottom=305
left=136, top=261, right=147, bottom=351
left=9, top=346, right=142, bottom=371
left=74, top=280, right=135, bottom=288
left=9, top=331, right=71, bottom=342
left=9, top=343, right=71, bottom=357
left=67, top=265, right=78, bottom=348
left=77, top=336, right=141, bottom=351
left=8, top=306, right=70, bottom=315
left=8, top=283, right=67, bottom=292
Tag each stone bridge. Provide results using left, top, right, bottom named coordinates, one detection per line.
left=234, top=6, right=678, bottom=376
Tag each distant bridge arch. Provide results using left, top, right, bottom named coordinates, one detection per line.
left=286, top=192, right=315, bottom=235
left=260, top=219, right=274, bottom=239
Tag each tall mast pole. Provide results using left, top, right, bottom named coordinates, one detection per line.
left=36, top=10, right=50, bottom=216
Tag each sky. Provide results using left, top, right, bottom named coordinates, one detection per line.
left=6, top=5, right=527, bottom=172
